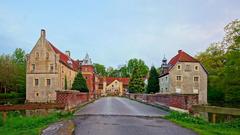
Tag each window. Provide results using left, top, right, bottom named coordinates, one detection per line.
left=35, top=79, right=39, bottom=86
left=32, top=64, right=35, bottom=71
left=185, top=65, right=191, bottom=72
left=176, top=88, right=181, bottom=93
left=62, top=66, right=64, bottom=73
left=50, top=64, right=54, bottom=71
left=35, top=52, right=39, bottom=60
left=194, top=76, right=199, bottom=82
left=194, top=65, right=199, bottom=71
left=35, top=92, right=39, bottom=97
left=46, top=52, right=49, bottom=60
left=193, top=89, right=199, bottom=94
left=177, top=64, right=181, bottom=70
left=166, top=77, right=168, bottom=81
left=165, top=88, right=168, bottom=91
left=85, top=76, right=88, bottom=79
left=176, top=76, right=182, bottom=81
left=47, top=79, right=51, bottom=86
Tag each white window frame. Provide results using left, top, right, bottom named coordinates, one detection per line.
left=194, top=65, right=199, bottom=71
left=176, top=75, right=182, bottom=81
left=177, top=64, right=181, bottom=70
left=193, top=76, right=200, bottom=82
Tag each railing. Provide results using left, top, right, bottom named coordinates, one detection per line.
left=192, top=105, right=240, bottom=123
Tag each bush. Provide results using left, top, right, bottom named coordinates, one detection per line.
left=0, top=92, right=25, bottom=99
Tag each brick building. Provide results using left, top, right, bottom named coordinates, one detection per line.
left=159, top=50, right=208, bottom=104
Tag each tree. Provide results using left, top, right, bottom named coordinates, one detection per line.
left=196, top=19, right=240, bottom=106
left=146, top=66, right=159, bottom=94
left=128, top=67, right=145, bottom=93
left=127, top=58, right=149, bottom=78
left=64, top=76, right=68, bottom=90
left=93, top=63, right=107, bottom=76
left=71, top=72, right=89, bottom=92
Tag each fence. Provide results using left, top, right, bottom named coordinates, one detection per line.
left=192, top=105, right=240, bottom=123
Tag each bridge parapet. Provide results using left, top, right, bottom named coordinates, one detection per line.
left=56, top=90, right=89, bottom=110
left=127, top=93, right=198, bottom=112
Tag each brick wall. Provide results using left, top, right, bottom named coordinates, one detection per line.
left=56, top=90, right=89, bottom=110
left=127, top=93, right=198, bottom=111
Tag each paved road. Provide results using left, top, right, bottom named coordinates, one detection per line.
left=73, top=97, right=197, bottom=135
left=74, top=97, right=167, bottom=117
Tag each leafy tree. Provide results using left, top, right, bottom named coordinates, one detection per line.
left=128, top=67, right=145, bottom=93
left=71, top=72, right=89, bottom=92
left=127, top=58, right=149, bottom=78
left=93, top=63, right=107, bottom=76
left=196, top=19, right=240, bottom=106
left=146, top=66, right=159, bottom=94
left=64, top=76, right=68, bottom=90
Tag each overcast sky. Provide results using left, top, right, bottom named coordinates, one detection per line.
left=0, top=0, right=240, bottom=68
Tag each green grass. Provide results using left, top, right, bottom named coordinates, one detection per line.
left=0, top=111, right=73, bottom=135
left=165, top=111, right=240, bottom=135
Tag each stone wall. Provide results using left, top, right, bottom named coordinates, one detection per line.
left=56, top=90, right=89, bottom=110
left=127, top=93, right=198, bottom=111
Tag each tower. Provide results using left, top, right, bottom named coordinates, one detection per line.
left=80, top=53, right=95, bottom=98
left=161, top=56, right=169, bottom=75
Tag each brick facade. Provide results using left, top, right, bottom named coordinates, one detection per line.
left=127, top=93, right=198, bottom=111
left=56, top=90, right=89, bottom=110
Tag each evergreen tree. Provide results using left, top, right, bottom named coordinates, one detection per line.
left=146, top=66, right=159, bottom=94
left=128, top=67, right=145, bottom=93
left=64, top=76, right=68, bottom=90
left=71, top=72, right=89, bottom=92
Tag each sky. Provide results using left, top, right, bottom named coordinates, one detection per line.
left=0, top=0, right=240, bottom=68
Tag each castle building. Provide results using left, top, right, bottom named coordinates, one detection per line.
left=159, top=50, right=208, bottom=104
left=26, top=30, right=96, bottom=102
left=98, top=77, right=129, bottom=96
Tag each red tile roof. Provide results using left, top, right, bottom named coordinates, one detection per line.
left=160, top=50, right=199, bottom=77
left=48, top=41, right=79, bottom=71
left=99, top=77, right=130, bottom=85
left=168, top=50, right=199, bottom=66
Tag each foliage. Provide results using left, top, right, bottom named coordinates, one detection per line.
left=166, top=111, right=240, bottom=135
left=196, top=19, right=240, bottom=106
left=0, top=111, right=73, bottom=135
left=93, top=63, right=107, bottom=76
left=128, top=66, right=145, bottom=93
left=72, top=72, right=89, bottom=92
left=94, top=59, right=149, bottom=78
left=0, top=48, right=26, bottom=94
left=64, top=76, right=68, bottom=90
left=146, top=66, right=159, bottom=94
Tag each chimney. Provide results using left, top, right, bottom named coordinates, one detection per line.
left=65, top=51, right=70, bottom=57
left=178, top=50, right=182, bottom=53
left=41, top=29, right=46, bottom=38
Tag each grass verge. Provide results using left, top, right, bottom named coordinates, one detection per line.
left=0, top=111, right=73, bottom=135
left=165, top=111, right=240, bottom=135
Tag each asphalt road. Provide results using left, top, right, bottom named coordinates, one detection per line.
left=73, top=97, right=197, bottom=135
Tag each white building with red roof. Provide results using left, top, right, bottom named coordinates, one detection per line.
left=159, top=50, right=208, bottom=104
left=98, top=77, right=130, bottom=96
